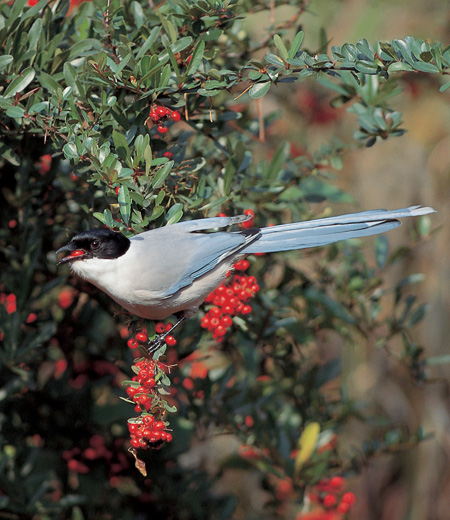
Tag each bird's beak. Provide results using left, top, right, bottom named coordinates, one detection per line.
left=56, top=243, right=87, bottom=265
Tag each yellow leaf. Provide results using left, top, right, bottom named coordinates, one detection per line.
left=294, top=422, right=320, bottom=474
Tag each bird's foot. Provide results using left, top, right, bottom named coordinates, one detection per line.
left=146, top=336, right=165, bottom=354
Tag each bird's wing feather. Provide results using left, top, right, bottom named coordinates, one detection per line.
left=129, top=225, right=258, bottom=299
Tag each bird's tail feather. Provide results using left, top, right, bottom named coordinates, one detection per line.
left=243, top=206, right=435, bottom=254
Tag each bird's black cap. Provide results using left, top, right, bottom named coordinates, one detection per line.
left=56, top=229, right=130, bottom=264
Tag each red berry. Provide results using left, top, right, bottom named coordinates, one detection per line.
left=200, top=317, right=210, bottom=328
left=165, top=323, right=173, bottom=332
left=330, top=476, right=344, bottom=488
left=171, top=111, right=181, bottom=122
left=115, top=186, right=120, bottom=195
left=155, top=106, right=167, bottom=117
left=323, top=494, right=337, bottom=508
left=163, top=151, right=173, bottom=159
left=157, top=125, right=168, bottom=134
left=127, top=338, right=139, bottom=349
left=149, top=110, right=159, bottom=122
left=337, top=502, right=350, bottom=514
left=241, top=305, right=252, bottom=315
left=217, top=212, right=227, bottom=217
left=244, top=209, right=255, bottom=217
left=130, top=438, right=140, bottom=448
left=136, top=332, right=147, bottom=342
left=341, top=492, right=356, bottom=505
left=154, top=421, right=165, bottom=430
left=210, top=307, right=222, bottom=318
left=221, top=316, right=232, bottom=327
left=165, top=335, right=177, bottom=346
left=155, top=322, right=166, bottom=334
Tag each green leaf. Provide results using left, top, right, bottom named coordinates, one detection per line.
left=0, top=55, right=13, bottom=72
left=412, top=61, right=440, bottom=73
left=113, top=130, right=131, bottom=164
left=6, top=106, right=25, bottom=118
left=288, top=31, right=304, bottom=59
left=144, top=144, right=152, bottom=176
left=165, top=203, right=183, bottom=225
left=118, top=185, right=131, bottom=225
left=149, top=206, right=165, bottom=221
left=223, top=160, right=236, bottom=195
left=407, top=303, right=429, bottom=327
left=3, top=67, right=35, bottom=98
left=248, top=82, right=271, bottom=99
left=387, top=62, right=414, bottom=73
left=152, top=160, right=173, bottom=189
left=38, top=71, right=62, bottom=94
left=375, top=235, right=388, bottom=269
left=186, top=40, right=205, bottom=76
left=273, top=34, right=288, bottom=62
left=439, top=81, right=450, bottom=92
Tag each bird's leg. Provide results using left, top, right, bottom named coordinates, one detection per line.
left=147, top=314, right=187, bottom=353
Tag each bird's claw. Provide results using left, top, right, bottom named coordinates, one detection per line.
left=147, top=336, right=165, bottom=354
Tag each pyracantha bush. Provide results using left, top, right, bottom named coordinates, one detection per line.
left=0, top=0, right=442, bottom=518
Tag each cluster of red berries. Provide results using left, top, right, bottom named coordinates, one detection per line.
left=128, top=415, right=173, bottom=449
left=299, top=476, right=356, bottom=519
left=0, top=292, right=17, bottom=314
left=200, top=259, right=259, bottom=342
left=63, top=434, right=129, bottom=475
left=148, top=105, right=181, bottom=134
left=126, top=358, right=159, bottom=412
left=124, top=357, right=173, bottom=450
left=127, top=324, right=177, bottom=349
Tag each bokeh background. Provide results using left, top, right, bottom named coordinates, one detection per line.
left=244, top=1, right=449, bottom=518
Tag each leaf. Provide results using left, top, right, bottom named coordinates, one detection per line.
left=273, top=34, right=288, bottom=62
left=288, top=31, right=304, bottom=59
left=223, top=160, right=236, bottom=195
left=151, top=160, right=173, bottom=189
left=6, top=106, right=25, bottom=118
left=186, top=40, right=205, bottom=76
left=294, top=423, right=320, bottom=474
left=3, top=67, right=35, bottom=98
left=118, top=185, right=131, bottom=225
left=248, top=82, right=271, bottom=99
left=407, top=303, right=429, bottom=327
left=375, top=235, right=389, bottom=269
left=0, top=55, right=13, bottom=72
left=38, top=71, right=62, bottom=94
left=165, top=203, right=183, bottom=225
left=113, top=130, right=131, bottom=164
left=439, top=81, right=450, bottom=93
left=412, top=61, right=440, bottom=73
left=387, top=62, right=414, bottom=73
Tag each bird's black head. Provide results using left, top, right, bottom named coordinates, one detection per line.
left=56, top=229, right=130, bottom=265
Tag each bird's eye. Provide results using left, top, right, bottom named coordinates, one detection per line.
left=91, top=240, right=100, bottom=250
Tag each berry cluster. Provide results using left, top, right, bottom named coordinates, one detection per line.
left=148, top=105, right=181, bottom=134
left=200, top=259, right=259, bottom=342
left=128, top=416, right=173, bottom=449
left=124, top=355, right=173, bottom=451
left=63, top=434, right=129, bottom=476
left=126, top=328, right=148, bottom=350
left=298, top=477, right=356, bottom=519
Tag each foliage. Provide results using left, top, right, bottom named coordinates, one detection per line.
left=0, top=0, right=441, bottom=518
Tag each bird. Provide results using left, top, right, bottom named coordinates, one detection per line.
left=56, top=205, right=435, bottom=348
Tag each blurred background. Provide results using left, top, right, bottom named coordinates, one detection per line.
left=245, top=1, right=450, bottom=518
